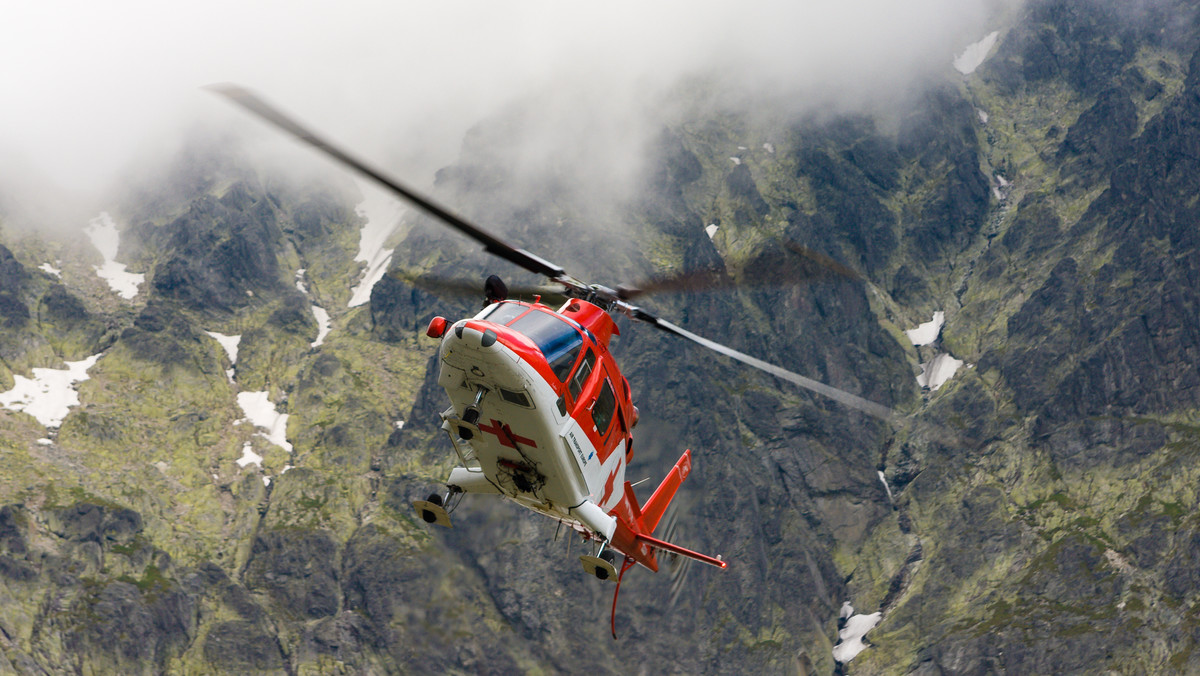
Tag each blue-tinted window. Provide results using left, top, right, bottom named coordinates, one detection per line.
left=509, top=310, right=584, bottom=381
left=480, top=302, right=528, bottom=325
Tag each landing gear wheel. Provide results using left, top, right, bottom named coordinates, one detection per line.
left=580, top=550, right=619, bottom=582
left=412, top=493, right=453, bottom=527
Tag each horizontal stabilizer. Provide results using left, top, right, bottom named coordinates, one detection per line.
left=634, top=532, right=727, bottom=569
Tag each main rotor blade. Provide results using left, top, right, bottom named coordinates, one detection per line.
left=387, top=270, right=570, bottom=303
left=207, top=84, right=567, bottom=280
left=633, top=311, right=894, bottom=420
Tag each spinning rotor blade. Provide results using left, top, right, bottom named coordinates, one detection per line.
left=207, top=84, right=569, bottom=281
left=387, top=270, right=570, bottom=303
left=628, top=308, right=894, bottom=420
left=617, top=243, right=860, bottom=301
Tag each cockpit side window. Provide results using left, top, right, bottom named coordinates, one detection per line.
left=591, top=378, right=616, bottom=436
left=549, top=342, right=583, bottom=382
left=569, top=349, right=595, bottom=400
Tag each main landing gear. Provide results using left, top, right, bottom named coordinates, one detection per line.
left=412, top=489, right=459, bottom=528
left=580, top=545, right=619, bottom=582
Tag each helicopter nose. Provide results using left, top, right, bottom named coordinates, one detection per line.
left=453, top=323, right=500, bottom=351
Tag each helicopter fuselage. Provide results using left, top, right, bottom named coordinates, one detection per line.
left=434, top=298, right=637, bottom=546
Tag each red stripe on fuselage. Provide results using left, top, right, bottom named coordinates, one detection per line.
left=601, top=463, right=621, bottom=504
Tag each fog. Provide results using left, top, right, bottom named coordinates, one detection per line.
left=0, top=0, right=1017, bottom=225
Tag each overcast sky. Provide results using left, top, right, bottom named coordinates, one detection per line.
left=0, top=0, right=1015, bottom=214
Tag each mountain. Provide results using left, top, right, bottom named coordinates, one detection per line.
left=2, top=0, right=1200, bottom=673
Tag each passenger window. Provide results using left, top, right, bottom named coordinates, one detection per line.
left=499, top=388, right=532, bottom=408
left=592, top=379, right=616, bottom=435
left=569, top=349, right=595, bottom=400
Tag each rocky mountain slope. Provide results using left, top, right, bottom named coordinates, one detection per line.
left=2, top=0, right=1200, bottom=673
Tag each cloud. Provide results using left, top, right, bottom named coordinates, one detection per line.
left=0, top=0, right=1016, bottom=217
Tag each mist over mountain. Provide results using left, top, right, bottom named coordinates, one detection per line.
left=3, top=0, right=1200, bottom=673
left=1, top=1, right=1008, bottom=222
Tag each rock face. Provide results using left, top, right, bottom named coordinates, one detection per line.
left=2, top=0, right=1200, bottom=673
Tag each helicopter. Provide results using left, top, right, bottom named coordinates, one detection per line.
left=211, top=84, right=896, bottom=637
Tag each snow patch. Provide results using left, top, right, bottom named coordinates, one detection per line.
left=205, top=331, right=241, bottom=382
left=37, top=438, right=53, bottom=446
left=236, top=442, right=263, bottom=468
left=236, top=391, right=293, bottom=453
left=311, top=306, right=331, bottom=347
left=295, top=268, right=308, bottom=294
left=39, top=262, right=61, bottom=278
left=878, top=471, right=894, bottom=504
left=906, top=311, right=944, bottom=346
left=763, top=143, right=775, bottom=154
left=205, top=332, right=240, bottom=364
left=833, top=612, right=882, bottom=663
left=0, top=354, right=101, bottom=427
left=954, top=31, right=999, bottom=75
left=977, top=108, right=989, bottom=124
left=729, top=157, right=741, bottom=165
left=705, top=224, right=719, bottom=240
left=393, top=420, right=405, bottom=430
left=84, top=212, right=143, bottom=299
left=350, top=182, right=404, bottom=307
left=917, top=353, right=963, bottom=390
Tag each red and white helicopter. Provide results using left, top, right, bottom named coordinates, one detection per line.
left=213, top=85, right=895, bottom=636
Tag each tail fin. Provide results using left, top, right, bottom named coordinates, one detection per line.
left=641, top=449, right=692, bottom=534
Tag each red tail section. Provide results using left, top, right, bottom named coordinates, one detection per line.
left=641, top=448, right=692, bottom=534
left=608, top=449, right=726, bottom=572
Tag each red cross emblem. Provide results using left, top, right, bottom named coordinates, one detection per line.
left=477, top=419, right=538, bottom=449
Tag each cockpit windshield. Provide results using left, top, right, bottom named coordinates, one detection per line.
left=508, top=310, right=584, bottom=381
left=479, top=302, right=528, bottom=325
